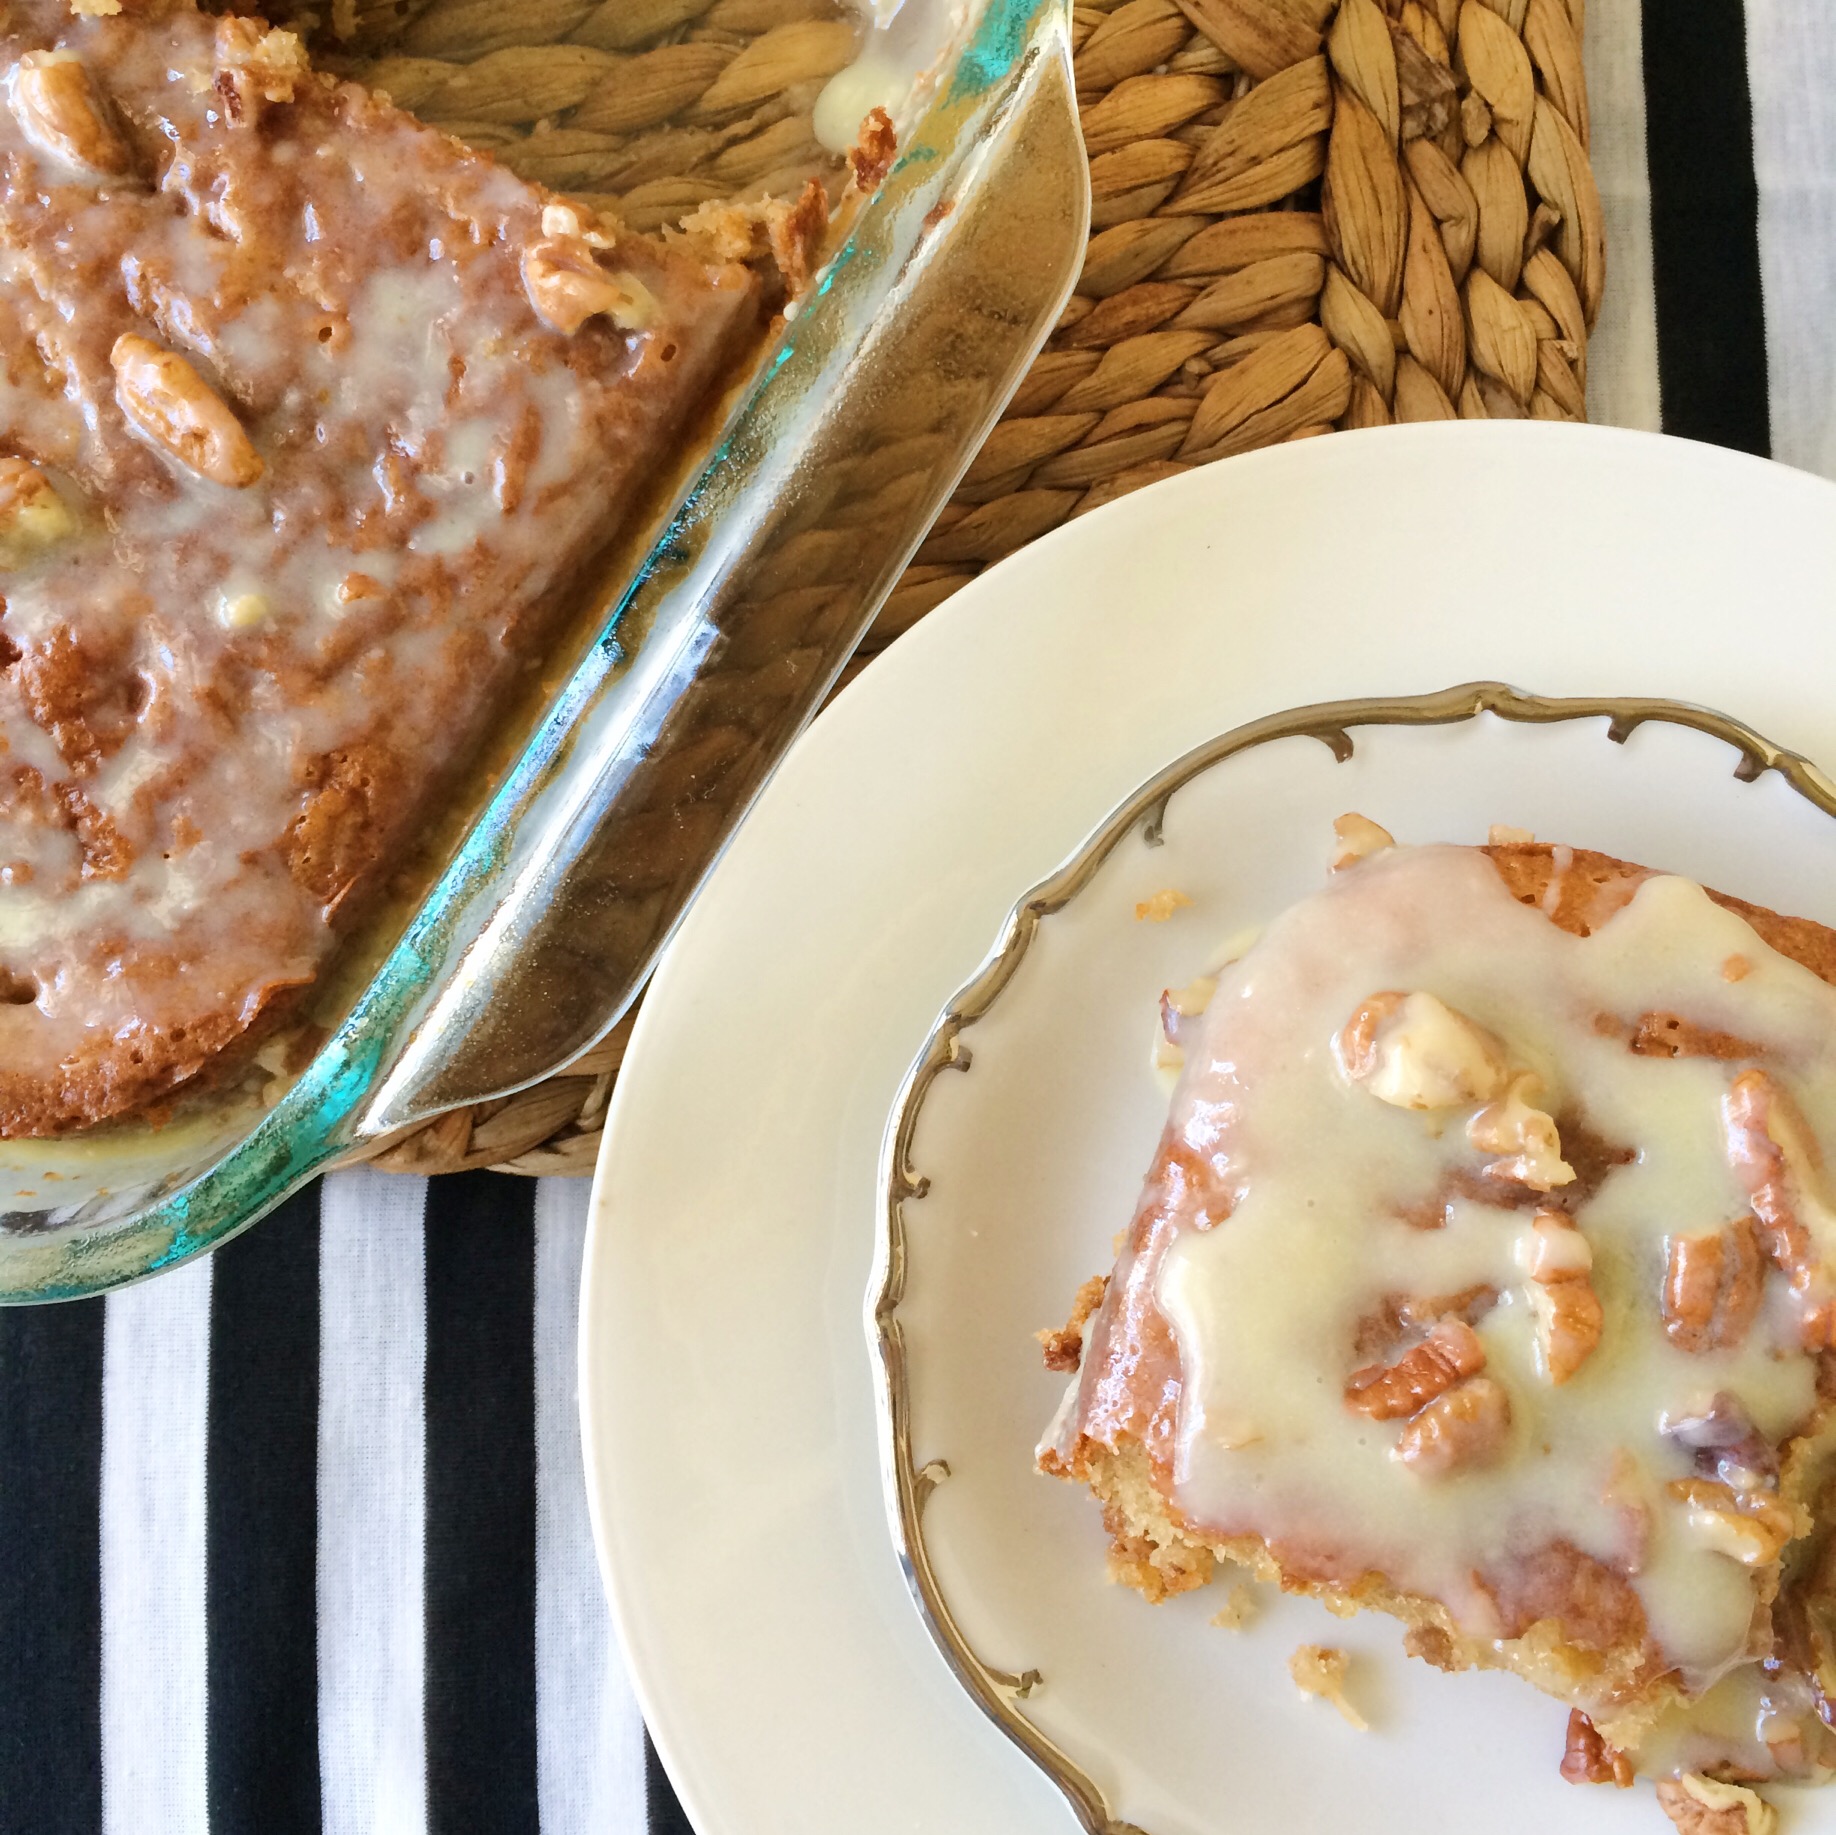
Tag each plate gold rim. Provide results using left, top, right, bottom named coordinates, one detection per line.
left=866, top=679, right=1836, bottom=1835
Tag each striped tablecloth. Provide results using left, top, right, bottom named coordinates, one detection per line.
left=5, top=4, right=1835, bottom=1831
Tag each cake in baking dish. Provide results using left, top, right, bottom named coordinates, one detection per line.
left=1038, top=818, right=1836, bottom=1830
left=0, top=0, right=774, bottom=1134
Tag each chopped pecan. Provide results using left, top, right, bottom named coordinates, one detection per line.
left=1036, top=1274, right=1108, bottom=1374
left=1655, top=1774, right=1777, bottom=1835
left=522, top=238, right=658, bottom=336
left=1468, top=1073, right=1575, bottom=1190
left=1662, top=1218, right=1765, bottom=1354
left=1330, top=811, right=1394, bottom=870
left=0, top=456, right=75, bottom=566
left=5, top=50, right=134, bottom=179
left=1517, top=1211, right=1601, bottom=1384
left=110, top=336, right=263, bottom=488
left=1560, top=1708, right=1633, bottom=1787
left=1353, top=1285, right=1498, bottom=1359
left=1346, top=1319, right=1485, bottom=1420
left=1660, top=1393, right=1778, bottom=1490
left=1391, top=1376, right=1511, bottom=1477
left=1722, top=1070, right=1836, bottom=1350
left=1668, top=1476, right=1797, bottom=1567
left=1334, top=990, right=1509, bottom=1110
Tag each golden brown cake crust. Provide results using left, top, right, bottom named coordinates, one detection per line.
left=0, top=0, right=760, bottom=1132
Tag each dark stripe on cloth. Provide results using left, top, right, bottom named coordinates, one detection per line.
left=646, top=1734, right=697, bottom=1835
left=0, top=1300, right=103, bottom=1835
left=207, top=1186, right=324, bottom=1835
left=425, top=1171, right=539, bottom=1835
left=1641, top=0, right=1771, bottom=454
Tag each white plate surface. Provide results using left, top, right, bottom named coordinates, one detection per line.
left=581, top=423, right=1836, bottom=1835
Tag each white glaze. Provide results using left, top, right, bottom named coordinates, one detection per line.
left=1154, top=847, right=1836, bottom=1688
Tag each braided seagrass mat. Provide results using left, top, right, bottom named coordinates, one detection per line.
left=330, top=0, right=1602, bottom=1176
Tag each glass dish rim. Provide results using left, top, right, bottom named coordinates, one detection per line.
left=0, top=0, right=1064, bottom=1302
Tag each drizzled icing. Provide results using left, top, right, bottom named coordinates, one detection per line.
left=1107, top=842, right=1836, bottom=1719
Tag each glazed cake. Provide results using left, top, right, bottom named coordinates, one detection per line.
left=0, top=0, right=764, bottom=1133
left=1039, top=819, right=1836, bottom=1828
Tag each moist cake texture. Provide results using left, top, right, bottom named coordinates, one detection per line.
left=1040, top=826, right=1836, bottom=1822
left=0, top=0, right=759, bottom=1133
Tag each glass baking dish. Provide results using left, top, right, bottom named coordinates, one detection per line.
left=0, top=0, right=1086, bottom=1300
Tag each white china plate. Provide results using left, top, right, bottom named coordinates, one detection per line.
left=581, top=424, right=1836, bottom=1835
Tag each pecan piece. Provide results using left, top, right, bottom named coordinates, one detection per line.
left=1391, top=1376, right=1511, bottom=1477
left=1722, top=1069, right=1836, bottom=1350
left=1518, top=1211, right=1601, bottom=1384
left=1334, top=991, right=1509, bottom=1110
left=1560, top=1708, right=1633, bottom=1787
left=1654, top=1774, right=1777, bottom=1835
left=1667, top=1476, right=1798, bottom=1567
left=1662, top=1218, right=1765, bottom=1354
left=5, top=51, right=134, bottom=179
left=110, top=336, right=263, bottom=488
left=522, top=238, right=658, bottom=336
left=1467, top=1073, right=1575, bottom=1190
left=0, top=457, right=75, bottom=566
left=1346, top=1318, right=1484, bottom=1419
left=1659, top=1393, right=1778, bottom=1490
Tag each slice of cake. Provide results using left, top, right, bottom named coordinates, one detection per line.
left=0, top=0, right=765, bottom=1133
left=1039, top=820, right=1836, bottom=1827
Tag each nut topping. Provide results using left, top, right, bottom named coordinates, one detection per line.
left=5, top=51, right=134, bottom=179
left=1467, top=1072, right=1575, bottom=1190
left=1661, top=1218, right=1764, bottom=1354
left=1516, top=1210, right=1600, bottom=1384
left=1654, top=1773, right=1777, bottom=1835
left=1334, top=990, right=1509, bottom=1110
left=0, top=457, right=76, bottom=566
left=1345, top=1318, right=1485, bottom=1419
left=110, top=335, right=263, bottom=488
left=1667, top=1476, right=1798, bottom=1567
left=1723, top=1069, right=1836, bottom=1350
left=1559, top=1708, right=1632, bottom=1787
left=1391, top=1375, right=1511, bottom=1477
left=521, top=238, right=658, bottom=337
left=1330, top=811, right=1394, bottom=870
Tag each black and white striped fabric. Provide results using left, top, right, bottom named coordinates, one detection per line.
left=5, top=5, right=1835, bottom=1830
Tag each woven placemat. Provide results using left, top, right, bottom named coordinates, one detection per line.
left=334, top=0, right=1601, bottom=1175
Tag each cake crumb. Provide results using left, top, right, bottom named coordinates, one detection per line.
left=1209, top=1581, right=1257, bottom=1631
left=1135, top=888, right=1193, bottom=922
left=1035, top=1275, right=1108, bottom=1373
left=1289, top=1644, right=1367, bottom=1730
left=1655, top=1774, right=1776, bottom=1834
left=1488, top=823, right=1535, bottom=845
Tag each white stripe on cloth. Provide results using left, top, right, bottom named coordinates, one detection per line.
left=100, top=1253, right=212, bottom=1835
left=318, top=1170, right=430, bottom=1835
left=535, top=1178, right=649, bottom=1835
left=1584, top=0, right=1663, bottom=435
left=1746, top=0, right=1836, bottom=480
